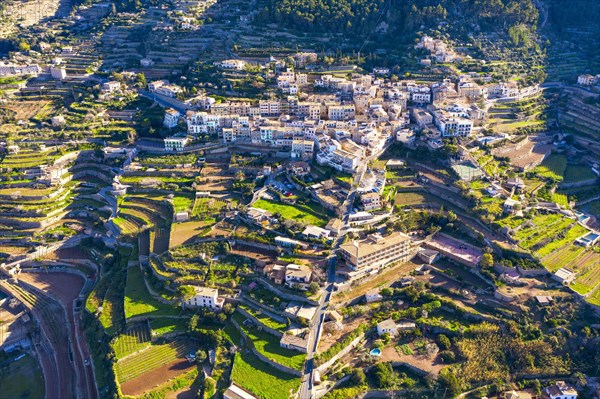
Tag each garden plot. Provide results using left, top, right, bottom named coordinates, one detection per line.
left=192, top=197, right=233, bottom=218
left=113, top=323, right=152, bottom=359
left=253, top=198, right=330, bottom=227
left=114, top=339, right=197, bottom=383
left=0, top=100, right=54, bottom=121
left=231, top=350, right=301, bottom=399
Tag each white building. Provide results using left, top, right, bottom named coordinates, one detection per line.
left=163, top=108, right=181, bottom=128
left=0, top=63, right=41, bottom=77
left=50, top=67, right=67, bottom=80
left=148, top=80, right=182, bottom=98
left=216, top=59, right=247, bottom=70
left=302, top=225, right=330, bottom=240
left=435, top=112, right=473, bottom=137
left=284, top=264, right=312, bottom=290
left=365, top=288, right=383, bottom=303
left=164, top=136, right=189, bottom=152
left=543, top=381, right=577, bottom=399
left=376, top=319, right=398, bottom=336
left=184, top=286, right=224, bottom=310
left=361, top=192, right=381, bottom=211
left=102, top=81, right=121, bottom=93
left=140, top=58, right=155, bottom=67
left=577, top=74, right=595, bottom=86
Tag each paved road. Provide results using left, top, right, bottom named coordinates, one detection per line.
left=298, top=144, right=387, bottom=398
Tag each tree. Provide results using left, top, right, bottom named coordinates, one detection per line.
left=480, top=253, right=494, bottom=268
left=437, top=334, right=451, bottom=350
left=189, top=315, right=199, bottom=331
left=18, top=40, right=30, bottom=52
left=135, top=72, right=147, bottom=88
left=176, top=285, right=196, bottom=302
left=439, top=368, right=462, bottom=397
left=307, top=282, right=320, bottom=295
left=351, top=368, right=366, bottom=386
left=196, top=349, right=207, bottom=363
left=370, top=362, right=396, bottom=389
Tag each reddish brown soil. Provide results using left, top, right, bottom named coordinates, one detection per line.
left=120, top=359, right=196, bottom=397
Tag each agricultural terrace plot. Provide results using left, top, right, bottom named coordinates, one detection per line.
left=535, top=154, right=567, bottom=181
left=534, top=224, right=589, bottom=257
left=1, top=151, right=59, bottom=169
left=112, top=323, right=152, bottom=359
left=513, top=214, right=570, bottom=242
left=253, top=198, right=330, bottom=227
left=119, top=203, right=167, bottom=228
left=551, top=192, right=569, bottom=207
left=192, top=197, right=233, bottom=218
left=569, top=251, right=600, bottom=295
left=587, top=287, right=600, bottom=307
left=393, top=191, right=432, bottom=207
left=124, top=265, right=180, bottom=319
left=541, top=244, right=586, bottom=271
left=0, top=353, right=45, bottom=399
left=150, top=318, right=190, bottom=336
left=231, top=350, right=301, bottom=399
left=581, top=199, right=600, bottom=217
left=1, top=100, right=53, bottom=120
left=173, top=195, right=194, bottom=213
left=238, top=304, right=287, bottom=332
left=563, top=165, right=597, bottom=183
left=234, top=313, right=306, bottom=370
left=138, top=153, right=197, bottom=166
left=114, top=339, right=197, bottom=383
left=113, top=216, right=143, bottom=235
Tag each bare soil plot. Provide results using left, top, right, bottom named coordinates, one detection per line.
left=19, top=272, right=84, bottom=303
left=120, top=359, right=197, bottom=397
left=380, top=346, right=444, bottom=376
left=169, top=220, right=213, bottom=248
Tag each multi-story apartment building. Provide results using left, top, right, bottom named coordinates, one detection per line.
left=339, top=232, right=413, bottom=279
left=164, top=136, right=189, bottom=152
left=434, top=111, right=473, bottom=137
left=327, top=104, right=356, bottom=121
left=163, top=108, right=181, bottom=128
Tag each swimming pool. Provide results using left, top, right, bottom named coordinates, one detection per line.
left=370, top=348, right=382, bottom=356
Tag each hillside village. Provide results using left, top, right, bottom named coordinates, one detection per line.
left=0, top=1, right=599, bottom=399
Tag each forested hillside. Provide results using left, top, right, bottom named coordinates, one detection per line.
left=255, top=0, right=539, bottom=40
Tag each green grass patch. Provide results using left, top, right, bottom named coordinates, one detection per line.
left=563, top=165, right=597, bottom=183
left=534, top=224, right=589, bottom=258
left=535, top=154, right=567, bottom=181
left=235, top=313, right=305, bottom=370
left=150, top=318, right=190, bottom=336
left=0, top=353, right=45, bottom=399
left=253, top=198, right=330, bottom=227
left=124, top=266, right=180, bottom=319
left=231, top=350, right=301, bottom=399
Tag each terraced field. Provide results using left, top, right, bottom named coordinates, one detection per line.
left=535, top=154, right=567, bottom=181
left=534, top=224, right=589, bottom=257
left=114, top=340, right=196, bottom=383
left=192, top=197, right=232, bottom=218
left=541, top=244, right=586, bottom=271
left=569, top=251, right=600, bottom=295
left=113, top=323, right=152, bottom=360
